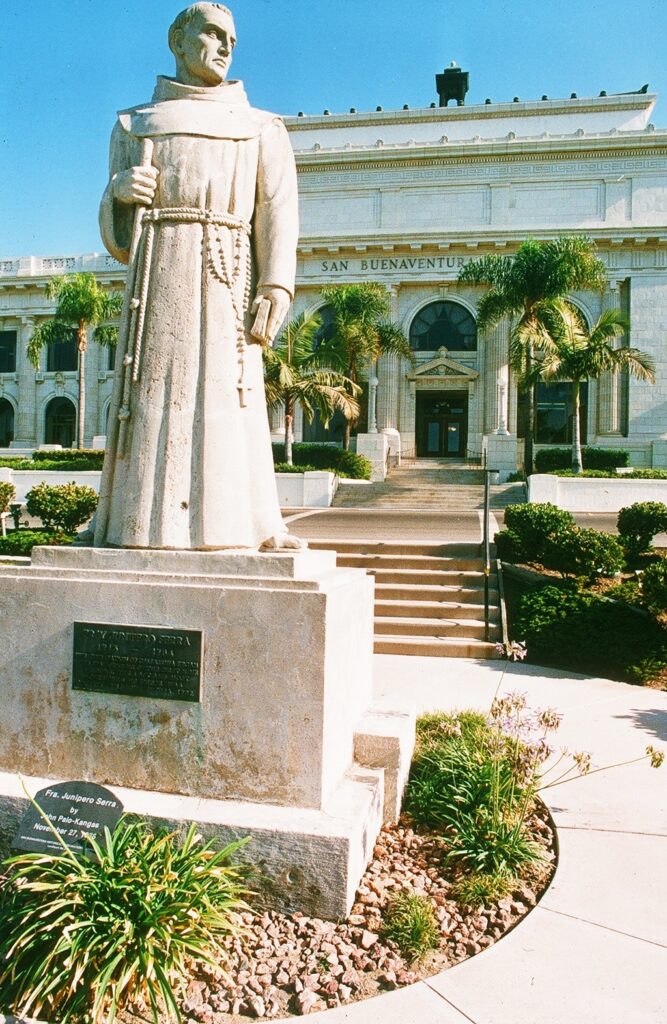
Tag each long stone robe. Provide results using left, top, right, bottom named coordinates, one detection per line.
left=95, top=76, right=298, bottom=549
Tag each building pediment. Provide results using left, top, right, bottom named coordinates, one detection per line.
left=407, top=348, right=479, bottom=383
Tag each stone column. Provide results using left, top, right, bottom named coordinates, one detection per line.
left=377, top=285, right=401, bottom=431
left=483, top=321, right=509, bottom=434
left=367, top=374, right=379, bottom=433
left=13, top=317, right=38, bottom=447
left=597, top=281, right=623, bottom=436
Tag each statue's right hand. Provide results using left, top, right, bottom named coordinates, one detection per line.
left=112, top=166, right=158, bottom=206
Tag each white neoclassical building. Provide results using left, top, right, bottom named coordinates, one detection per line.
left=1, top=73, right=667, bottom=473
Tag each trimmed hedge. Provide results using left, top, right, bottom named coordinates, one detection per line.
left=514, top=582, right=667, bottom=684
left=640, top=559, right=667, bottom=613
left=534, top=447, right=629, bottom=472
left=549, top=469, right=667, bottom=479
left=32, top=449, right=105, bottom=465
left=274, top=463, right=320, bottom=474
left=617, top=502, right=667, bottom=560
left=500, top=503, right=575, bottom=563
left=0, top=529, right=73, bottom=556
left=542, top=526, right=625, bottom=581
left=271, top=443, right=371, bottom=480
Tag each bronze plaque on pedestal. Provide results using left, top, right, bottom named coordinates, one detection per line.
left=72, top=622, right=202, bottom=702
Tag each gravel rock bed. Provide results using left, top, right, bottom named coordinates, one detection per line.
left=176, top=807, right=556, bottom=1021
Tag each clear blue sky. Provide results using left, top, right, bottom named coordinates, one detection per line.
left=1, top=0, right=665, bottom=258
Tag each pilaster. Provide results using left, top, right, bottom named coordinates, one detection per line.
left=377, top=285, right=401, bottom=431
left=596, top=280, right=623, bottom=436
left=13, top=317, right=38, bottom=447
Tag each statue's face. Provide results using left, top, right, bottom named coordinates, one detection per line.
left=173, top=9, right=237, bottom=86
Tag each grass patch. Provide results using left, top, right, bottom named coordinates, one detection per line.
left=382, top=893, right=440, bottom=961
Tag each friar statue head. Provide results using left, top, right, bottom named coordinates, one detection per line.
left=168, top=3, right=237, bottom=87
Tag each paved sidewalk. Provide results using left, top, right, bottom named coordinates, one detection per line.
left=309, top=655, right=667, bottom=1024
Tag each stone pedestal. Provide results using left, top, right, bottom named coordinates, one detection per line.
left=0, top=546, right=415, bottom=917
left=484, top=433, right=519, bottom=482
left=355, top=432, right=389, bottom=481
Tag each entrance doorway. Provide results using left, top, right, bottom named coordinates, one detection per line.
left=416, top=391, right=468, bottom=458
left=45, top=397, right=76, bottom=448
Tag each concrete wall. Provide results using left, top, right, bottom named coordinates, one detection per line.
left=1, top=469, right=338, bottom=509
left=529, top=473, right=667, bottom=512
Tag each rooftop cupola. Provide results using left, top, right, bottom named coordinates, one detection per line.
left=436, top=62, right=469, bottom=107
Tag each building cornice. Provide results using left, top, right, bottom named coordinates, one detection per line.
left=295, top=130, right=667, bottom=172
left=297, top=228, right=667, bottom=255
left=285, top=93, right=657, bottom=132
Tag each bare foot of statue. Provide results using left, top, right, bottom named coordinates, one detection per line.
left=260, top=532, right=308, bottom=551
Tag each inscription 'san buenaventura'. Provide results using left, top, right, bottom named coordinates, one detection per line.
left=72, top=621, right=202, bottom=702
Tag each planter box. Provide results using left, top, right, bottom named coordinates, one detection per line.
left=274, top=471, right=338, bottom=508
left=0, top=469, right=338, bottom=509
left=529, top=473, right=667, bottom=512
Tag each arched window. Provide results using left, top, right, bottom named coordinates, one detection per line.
left=0, top=398, right=14, bottom=447
left=47, top=328, right=78, bottom=372
left=409, top=301, right=477, bottom=352
left=44, top=397, right=76, bottom=448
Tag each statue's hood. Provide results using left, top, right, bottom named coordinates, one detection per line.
left=117, top=76, right=277, bottom=140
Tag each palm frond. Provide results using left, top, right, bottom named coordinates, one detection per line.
left=26, top=320, right=75, bottom=369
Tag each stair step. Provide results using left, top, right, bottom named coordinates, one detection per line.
left=368, top=568, right=495, bottom=586
left=375, top=583, right=499, bottom=603
left=376, top=599, right=498, bottom=620
left=337, top=554, right=482, bottom=571
left=374, top=635, right=501, bottom=659
left=308, top=540, right=483, bottom=558
left=374, top=616, right=501, bottom=640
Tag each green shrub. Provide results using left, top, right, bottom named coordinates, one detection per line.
left=617, top=502, right=667, bottom=560
left=382, top=893, right=440, bottom=961
left=25, top=482, right=98, bottom=533
left=494, top=528, right=522, bottom=562
left=622, top=470, right=667, bottom=480
left=550, top=469, right=667, bottom=480
left=0, top=819, right=250, bottom=1024
left=0, top=481, right=15, bottom=514
left=274, top=462, right=320, bottom=474
left=542, top=526, right=625, bottom=581
left=640, top=558, right=667, bottom=613
left=503, top=503, right=575, bottom=563
left=534, top=447, right=629, bottom=472
left=406, top=709, right=544, bottom=877
left=0, top=529, right=73, bottom=556
left=606, top=578, right=644, bottom=608
left=514, top=583, right=667, bottom=683
left=32, top=448, right=105, bottom=467
left=271, top=443, right=371, bottom=480
left=451, top=872, right=512, bottom=908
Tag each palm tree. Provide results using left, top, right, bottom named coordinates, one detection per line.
left=528, top=305, right=655, bottom=474
left=263, top=311, right=361, bottom=465
left=27, top=273, right=122, bottom=449
left=458, top=236, right=607, bottom=474
left=318, top=283, right=413, bottom=449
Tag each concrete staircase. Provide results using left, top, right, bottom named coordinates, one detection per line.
left=334, top=459, right=524, bottom=511
left=308, top=539, right=503, bottom=659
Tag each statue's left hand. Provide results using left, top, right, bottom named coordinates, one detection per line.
left=250, top=286, right=291, bottom=345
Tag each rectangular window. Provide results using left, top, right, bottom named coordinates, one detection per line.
left=47, top=330, right=78, bottom=372
left=0, top=331, right=17, bottom=373
left=535, top=382, right=588, bottom=444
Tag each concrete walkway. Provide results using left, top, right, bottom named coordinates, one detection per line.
left=310, top=655, right=667, bottom=1024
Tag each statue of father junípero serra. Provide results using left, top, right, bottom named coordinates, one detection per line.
left=95, top=2, right=303, bottom=550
